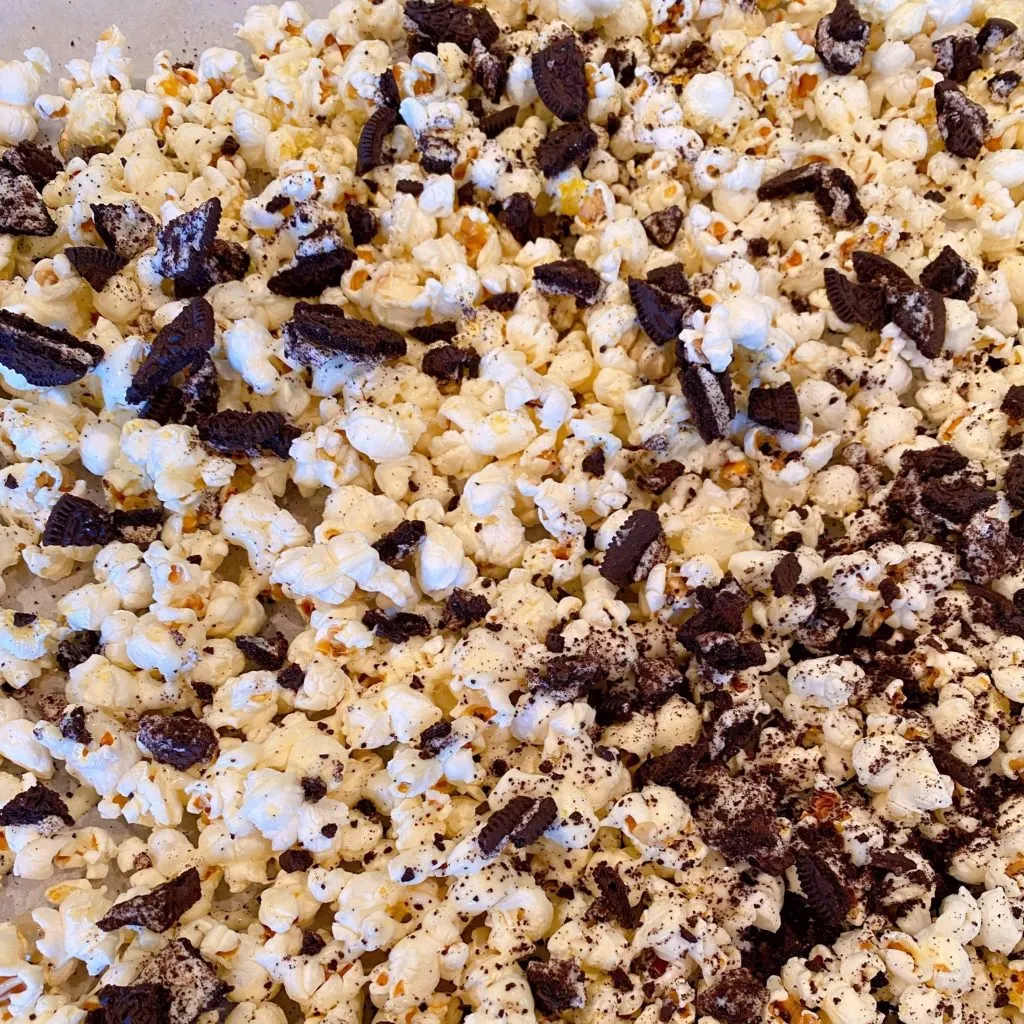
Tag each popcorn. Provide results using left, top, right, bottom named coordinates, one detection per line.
left=1, top=4, right=1023, bottom=1022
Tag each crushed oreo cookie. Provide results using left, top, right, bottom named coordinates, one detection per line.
left=641, top=205, right=683, bottom=247
left=198, top=410, right=299, bottom=459
left=98, top=867, right=202, bottom=933
left=422, top=343, right=480, bottom=382
left=362, top=609, right=432, bottom=644
left=747, top=382, right=801, bottom=434
left=137, top=712, right=218, bottom=771
left=283, top=303, right=407, bottom=366
left=0, top=140, right=63, bottom=189
left=0, top=783, right=74, bottom=827
left=403, top=0, right=499, bottom=52
left=935, top=79, right=988, bottom=158
left=356, top=107, right=398, bottom=175
left=0, top=308, right=104, bottom=386
left=681, top=364, right=735, bottom=442
left=0, top=168, right=56, bottom=235
left=154, top=197, right=221, bottom=283
left=531, top=35, right=588, bottom=121
left=133, top=937, right=229, bottom=1024
left=234, top=632, right=288, bottom=670
left=373, top=519, right=427, bottom=565
left=42, top=495, right=114, bottom=548
left=535, top=121, right=597, bottom=177
left=126, top=298, right=215, bottom=404
left=932, top=33, right=981, bottom=81
left=66, top=245, right=127, bottom=290
left=60, top=705, right=92, bottom=744
left=440, top=588, right=491, bottom=629
left=526, top=959, right=586, bottom=1014
left=478, top=794, right=557, bottom=855
left=919, top=244, right=977, bottom=300
left=533, top=258, right=602, bottom=304
left=600, top=509, right=667, bottom=586
left=814, top=0, right=869, bottom=75
left=57, top=631, right=102, bottom=672
left=92, top=201, right=159, bottom=259
left=268, top=235, right=356, bottom=297
left=346, top=201, right=378, bottom=246
left=479, top=104, right=518, bottom=138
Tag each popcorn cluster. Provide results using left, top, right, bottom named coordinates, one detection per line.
left=1, top=1, right=1024, bottom=1023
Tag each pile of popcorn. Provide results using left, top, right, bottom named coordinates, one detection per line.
left=2, top=0, right=1024, bottom=1021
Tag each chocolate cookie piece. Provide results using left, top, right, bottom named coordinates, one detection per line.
left=92, top=201, right=158, bottom=259
left=581, top=446, right=605, bottom=476
left=694, top=969, right=767, bottom=1024
left=279, top=849, right=314, bottom=872
left=989, top=70, right=1021, bottom=100
left=757, top=162, right=822, bottom=201
left=851, top=250, right=915, bottom=291
left=628, top=276, right=707, bottom=344
left=823, top=269, right=886, bottom=329
left=268, top=236, right=356, bottom=297
left=771, top=553, right=802, bottom=597
left=478, top=794, right=557, bottom=855
left=409, top=321, right=458, bottom=343
left=692, top=631, right=766, bottom=671
left=479, top=105, right=518, bottom=138
left=935, top=80, right=988, bottom=158
left=482, top=291, right=519, bottom=312
left=283, top=303, right=407, bottom=365
left=133, top=938, right=229, bottom=1024
left=137, top=712, right=218, bottom=771
left=641, top=205, right=683, bottom=247
left=373, top=519, right=426, bottom=565
left=977, top=17, right=1017, bottom=51
left=472, top=45, right=508, bottom=102
left=43, top=495, right=114, bottom=548
left=419, top=134, right=459, bottom=172
left=600, top=509, right=667, bottom=586
left=814, top=167, right=866, bottom=226
left=532, top=36, right=588, bottom=121
left=422, top=343, right=480, bottom=382
left=0, top=169, right=56, bottom=236
left=112, top=507, right=164, bottom=547
left=346, top=201, right=378, bottom=246
left=234, top=632, right=288, bottom=670
left=497, top=192, right=535, bottom=244
left=588, top=862, right=638, bottom=928
left=98, top=867, right=202, bottom=933
left=356, top=107, right=398, bottom=176
left=636, top=459, right=685, bottom=494
left=440, top=588, right=491, bottom=628
left=198, top=410, right=299, bottom=459
left=681, top=364, right=735, bottom=442
left=814, top=0, right=869, bottom=74
left=57, top=631, right=101, bottom=672
left=0, top=783, right=74, bottom=827
left=126, top=298, right=215, bottom=404
left=60, top=705, right=92, bottom=744
left=526, top=959, right=586, bottom=1014
left=154, top=197, right=221, bottom=281
left=535, top=121, right=597, bottom=177
left=932, top=33, right=981, bottom=82
left=362, top=609, right=431, bottom=643
left=533, top=258, right=602, bottom=304
left=891, top=286, right=946, bottom=357
left=66, top=246, right=127, bottom=290
left=795, top=849, right=851, bottom=926
left=0, top=140, right=63, bottom=189
left=0, top=309, right=104, bottom=387
left=404, top=0, right=499, bottom=53
left=96, top=984, right=171, bottom=1024
left=277, top=663, right=306, bottom=692
left=173, top=238, right=249, bottom=298
left=634, top=737, right=708, bottom=792
left=919, top=245, right=976, bottom=301
left=747, top=382, right=801, bottom=434
left=418, top=719, right=454, bottom=756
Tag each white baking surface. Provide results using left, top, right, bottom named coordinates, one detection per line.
left=7, top=0, right=335, bottom=79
